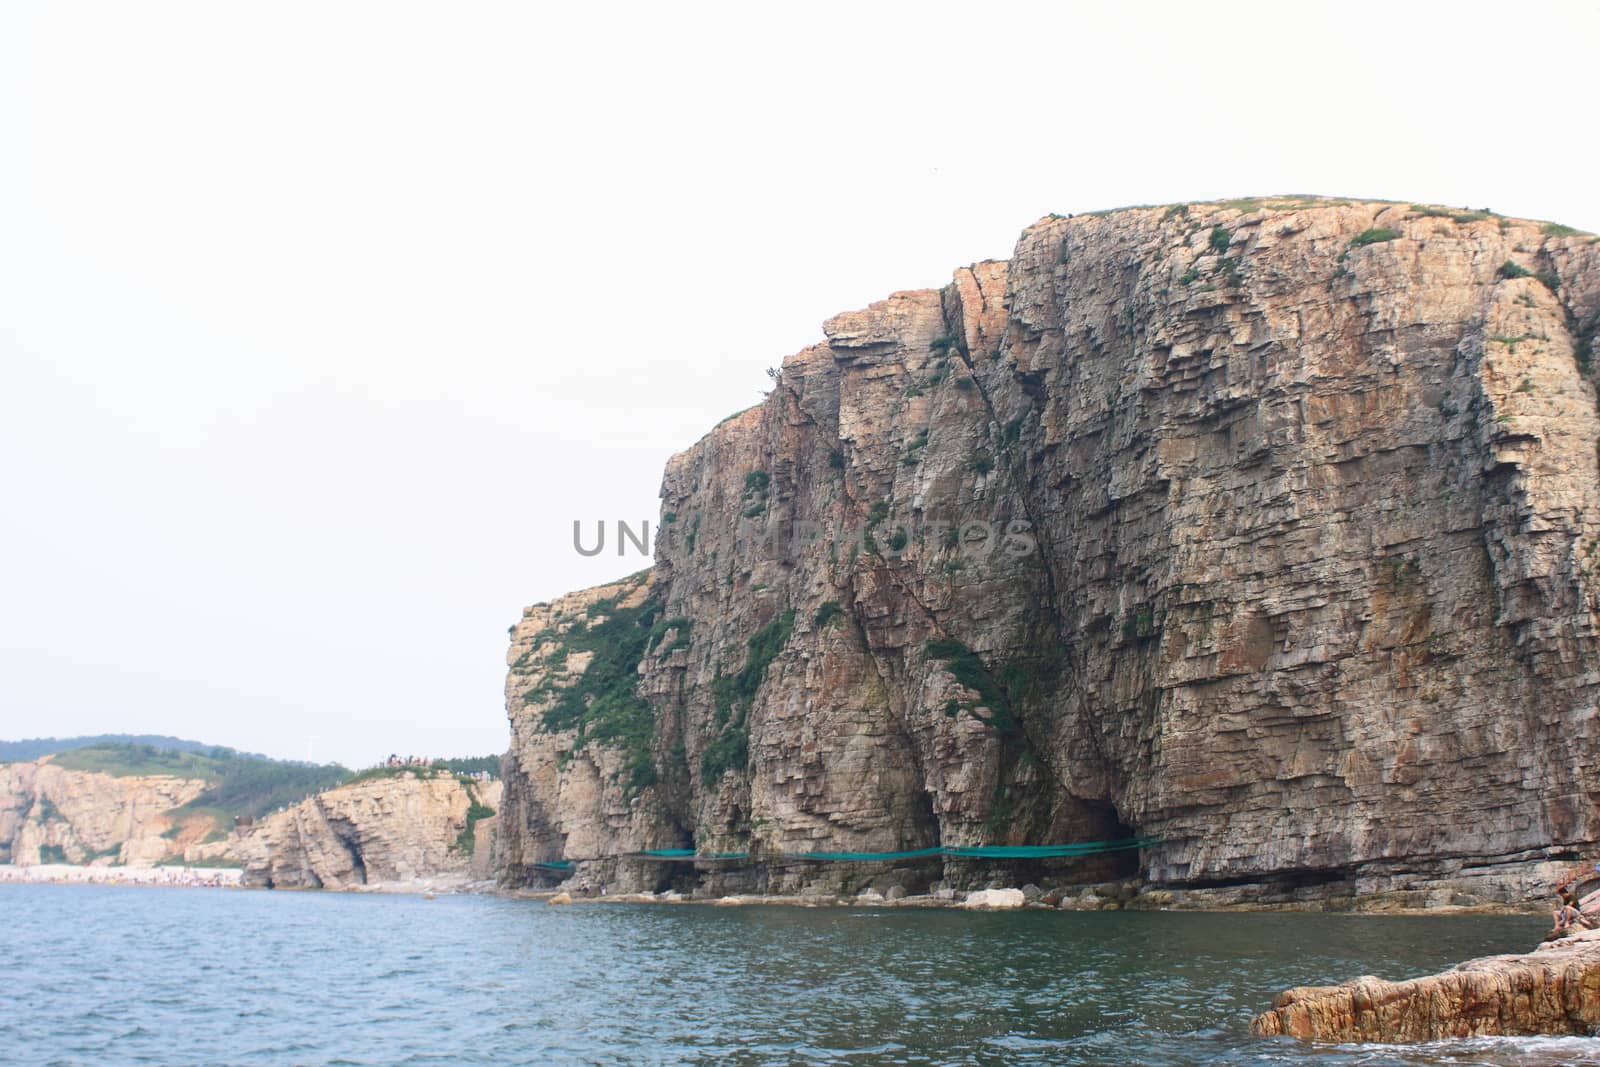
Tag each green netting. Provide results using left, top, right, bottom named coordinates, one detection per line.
left=945, top=839, right=1156, bottom=859
left=617, top=837, right=1156, bottom=865
left=794, top=847, right=944, bottom=862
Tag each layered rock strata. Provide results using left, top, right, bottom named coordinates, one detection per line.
left=501, top=197, right=1600, bottom=900
left=0, top=758, right=209, bottom=866
left=237, top=773, right=500, bottom=889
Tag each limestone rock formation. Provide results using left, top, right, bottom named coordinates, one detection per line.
left=1251, top=927, right=1600, bottom=1041
left=500, top=197, right=1600, bottom=900
left=237, top=773, right=500, bottom=889
left=0, top=758, right=209, bottom=866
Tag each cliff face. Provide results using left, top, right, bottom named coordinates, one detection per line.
left=501, top=198, right=1600, bottom=900
left=237, top=774, right=500, bottom=889
left=0, top=758, right=210, bottom=866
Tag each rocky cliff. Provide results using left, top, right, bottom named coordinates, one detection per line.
left=500, top=197, right=1600, bottom=901
left=237, top=773, right=501, bottom=889
left=0, top=758, right=212, bottom=866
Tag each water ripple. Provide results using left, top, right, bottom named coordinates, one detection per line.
left=0, top=884, right=1570, bottom=1066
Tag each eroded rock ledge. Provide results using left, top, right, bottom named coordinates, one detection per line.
left=1252, top=928, right=1600, bottom=1041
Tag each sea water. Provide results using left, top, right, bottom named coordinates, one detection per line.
left=3, top=882, right=1586, bottom=1066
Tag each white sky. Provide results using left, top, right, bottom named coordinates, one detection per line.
left=3, top=1, right=1596, bottom=768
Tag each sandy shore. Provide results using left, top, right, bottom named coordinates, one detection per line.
left=0, top=863, right=244, bottom=888
left=0, top=864, right=503, bottom=896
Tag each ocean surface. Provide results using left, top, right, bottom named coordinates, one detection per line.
left=2, top=882, right=1589, bottom=1066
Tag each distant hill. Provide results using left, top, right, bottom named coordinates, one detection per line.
left=2, top=736, right=500, bottom=823
left=0, top=734, right=247, bottom=763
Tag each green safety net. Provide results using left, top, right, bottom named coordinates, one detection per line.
left=794, top=847, right=944, bottom=862
left=616, top=837, right=1157, bottom=864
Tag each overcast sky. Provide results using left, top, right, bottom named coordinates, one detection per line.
left=2, top=2, right=1596, bottom=768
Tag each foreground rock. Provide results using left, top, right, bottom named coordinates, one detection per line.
left=499, top=196, right=1600, bottom=902
left=237, top=773, right=500, bottom=889
left=962, top=888, right=1026, bottom=910
left=1252, top=928, right=1600, bottom=1041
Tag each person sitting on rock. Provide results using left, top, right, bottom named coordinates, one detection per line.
left=1553, top=890, right=1592, bottom=936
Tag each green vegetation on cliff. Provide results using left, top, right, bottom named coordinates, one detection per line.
left=926, top=638, right=1024, bottom=734
left=428, top=755, right=501, bottom=776
left=534, top=594, right=666, bottom=793
left=1349, top=227, right=1402, bottom=247
left=702, top=610, right=794, bottom=780
left=51, top=743, right=348, bottom=820
left=454, top=798, right=498, bottom=855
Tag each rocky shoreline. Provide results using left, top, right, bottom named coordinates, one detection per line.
left=499, top=879, right=1549, bottom=917
left=1253, top=927, right=1600, bottom=1042
left=0, top=861, right=1557, bottom=918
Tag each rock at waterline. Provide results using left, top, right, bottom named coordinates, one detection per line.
left=1252, top=926, right=1600, bottom=1042
left=961, top=888, right=1026, bottom=910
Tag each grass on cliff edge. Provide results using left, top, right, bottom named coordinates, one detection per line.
left=51, top=743, right=349, bottom=821
left=343, top=756, right=501, bottom=786
left=1053, top=197, right=1594, bottom=242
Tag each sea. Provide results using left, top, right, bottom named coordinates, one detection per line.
left=3, top=882, right=1592, bottom=1066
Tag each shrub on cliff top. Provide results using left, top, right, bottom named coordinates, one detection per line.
left=430, top=755, right=500, bottom=777
left=1410, top=204, right=1491, bottom=224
